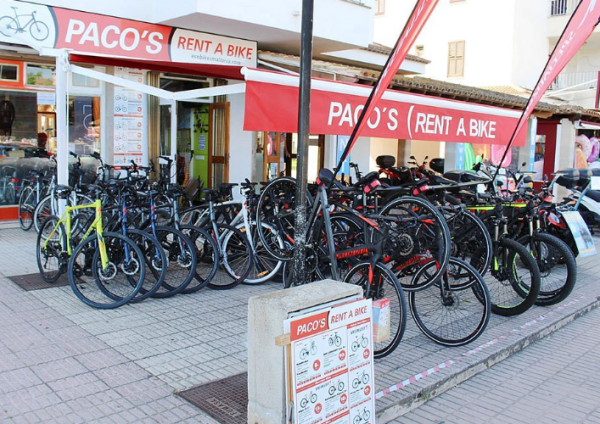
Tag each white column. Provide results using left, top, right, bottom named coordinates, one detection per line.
left=55, top=52, right=69, bottom=187
left=170, top=100, right=178, bottom=183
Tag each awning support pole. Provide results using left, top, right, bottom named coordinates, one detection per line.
left=291, top=0, right=314, bottom=285
left=170, top=100, right=178, bottom=183
left=55, top=51, right=69, bottom=213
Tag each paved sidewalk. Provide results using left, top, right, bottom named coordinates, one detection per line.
left=391, top=306, right=600, bottom=424
left=1, top=224, right=600, bottom=423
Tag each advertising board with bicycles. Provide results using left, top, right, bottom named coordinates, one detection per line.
left=284, top=298, right=377, bottom=424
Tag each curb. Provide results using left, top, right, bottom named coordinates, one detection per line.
left=376, top=295, right=600, bottom=422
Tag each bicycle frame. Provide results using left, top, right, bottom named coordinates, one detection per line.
left=43, top=199, right=109, bottom=270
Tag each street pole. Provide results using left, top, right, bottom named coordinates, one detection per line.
left=291, top=0, right=314, bottom=285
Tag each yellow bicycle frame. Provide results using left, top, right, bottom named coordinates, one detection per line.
left=43, top=199, right=109, bottom=270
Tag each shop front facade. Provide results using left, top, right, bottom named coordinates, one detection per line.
left=0, top=0, right=562, bottom=221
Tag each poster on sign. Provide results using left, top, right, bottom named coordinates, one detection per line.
left=113, top=67, right=147, bottom=166
left=284, top=298, right=375, bottom=424
left=561, top=211, right=597, bottom=257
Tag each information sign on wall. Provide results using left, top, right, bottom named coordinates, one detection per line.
left=113, top=67, right=147, bottom=166
left=562, top=211, right=597, bottom=257
left=285, top=298, right=375, bottom=424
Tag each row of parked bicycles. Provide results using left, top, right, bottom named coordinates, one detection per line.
left=20, top=151, right=593, bottom=359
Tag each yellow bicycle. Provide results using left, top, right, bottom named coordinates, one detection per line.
left=36, top=188, right=145, bottom=308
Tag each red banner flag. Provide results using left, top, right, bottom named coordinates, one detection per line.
left=497, top=0, right=600, bottom=167
left=334, top=0, right=439, bottom=172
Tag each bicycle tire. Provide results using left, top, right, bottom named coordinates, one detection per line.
left=36, top=215, right=67, bottom=283
left=68, top=232, right=145, bottom=309
left=343, top=261, right=407, bottom=358
left=178, top=224, right=219, bottom=294
left=255, top=177, right=301, bottom=261
left=151, top=226, right=197, bottom=298
left=379, top=196, right=452, bottom=290
left=517, top=233, right=577, bottom=306
left=209, top=223, right=253, bottom=290
left=485, top=237, right=541, bottom=316
left=238, top=221, right=284, bottom=284
left=0, top=16, right=17, bottom=37
left=34, top=195, right=53, bottom=233
left=6, top=182, right=15, bottom=205
left=409, top=257, right=491, bottom=346
left=29, top=20, right=49, bottom=41
left=19, top=185, right=35, bottom=231
left=445, top=209, right=492, bottom=277
left=126, top=229, right=168, bottom=303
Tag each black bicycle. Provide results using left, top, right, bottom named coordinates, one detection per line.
left=0, top=7, right=50, bottom=41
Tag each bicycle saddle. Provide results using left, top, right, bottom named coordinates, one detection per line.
left=376, top=155, right=395, bottom=169
left=317, top=168, right=335, bottom=186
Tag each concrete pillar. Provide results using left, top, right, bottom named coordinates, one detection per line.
left=555, top=119, right=576, bottom=201
left=247, top=280, right=362, bottom=424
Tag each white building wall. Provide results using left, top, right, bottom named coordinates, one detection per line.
left=414, top=0, right=518, bottom=87
left=512, top=0, right=550, bottom=89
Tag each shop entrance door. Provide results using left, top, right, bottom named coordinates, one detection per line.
left=209, top=102, right=229, bottom=188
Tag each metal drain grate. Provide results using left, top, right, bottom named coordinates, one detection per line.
left=8, top=273, right=69, bottom=291
left=179, top=373, right=248, bottom=424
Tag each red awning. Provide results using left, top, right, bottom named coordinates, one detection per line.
left=242, top=68, right=526, bottom=146
left=69, top=54, right=245, bottom=80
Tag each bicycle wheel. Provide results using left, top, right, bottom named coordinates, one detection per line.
left=34, top=194, right=53, bottom=233
left=485, top=238, right=541, bottom=316
left=343, top=261, right=407, bottom=358
left=6, top=182, right=15, bottom=205
left=239, top=221, right=284, bottom=284
left=517, top=233, right=577, bottom=306
left=380, top=196, right=451, bottom=290
left=36, top=215, right=67, bottom=283
left=19, top=185, right=35, bottom=231
left=255, top=177, right=300, bottom=261
left=210, top=223, right=253, bottom=289
left=178, top=224, right=219, bottom=294
left=409, top=257, right=491, bottom=346
left=445, top=209, right=492, bottom=277
left=30, top=20, right=49, bottom=41
left=0, top=16, right=17, bottom=37
left=151, top=226, right=197, bottom=298
left=126, top=229, right=167, bottom=303
left=68, top=232, right=145, bottom=309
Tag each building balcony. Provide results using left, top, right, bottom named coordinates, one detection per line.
left=549, top=71, right=597, bottom=92
left=546, top=0, right=600, bottom=38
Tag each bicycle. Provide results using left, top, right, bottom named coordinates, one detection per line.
left=472, top=196, right=541, bottom=316
left=299, top=391, right=317, bottom=409
left=328, top=332, right=342, bottom=347
left=0, top=7, right=50, bottom=41
left=181, top=181, right=283, bottom=285
left=277, top=169, right=409, bottom=358
left=0, top=165, right=17, bottom=205
left=299, top=340, right=318, bottom=360
left=351, top=370, right=370, bottom=389
left=408, top=257, right=491, bottom=346
left=351, top=334, right=369, bottom=352
left=36, top=186, right=145, bottom=309
left=353, top=408, right=371, bottom=424
left=19, top=167, right=53, bottom=231
left=328, top=380, right=345, bottom=396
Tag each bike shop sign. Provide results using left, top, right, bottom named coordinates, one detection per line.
left=0, top=0, right=257, bottom=67
left=285, top=298, right=375, bottom=424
